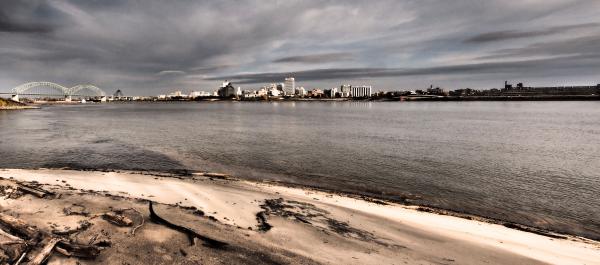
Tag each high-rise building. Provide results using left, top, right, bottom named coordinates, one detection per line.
left=350, top=85, right=372, bottom=98
left=284, top=77, right=295, bottom=96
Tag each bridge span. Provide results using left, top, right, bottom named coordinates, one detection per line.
left=6, top=82, right=108, bottom=102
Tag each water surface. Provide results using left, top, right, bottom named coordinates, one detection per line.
left=0, top=101, right=598, bottom=239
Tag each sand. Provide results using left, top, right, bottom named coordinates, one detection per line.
left=0, top=168, right=598, bottom=265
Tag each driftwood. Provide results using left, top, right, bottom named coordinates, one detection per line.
left=0, top=249, right=9, bottom=264
left=102, top=212, right=133, bottom=227
left=0, top=241, right=27, bottom=264
left=0, top=228, right=23, bottom=242
left=29, top=238, right=59, bottom=265
left=55, top=240, right=101, bottom=259
left=111, top=208, right=145, bottom=235
left=51, top=221, right=92, bottom=236
left=0, top=227, right=27, bottom=264
left=16, top=185, right=53, bottom=198
left=63, top=204, right=89, bottom=216
left=148, top=201, right=228, bottom=248
left=13, top=251, right=27, bottom=265
left=0, top=213, right=40, bottom=241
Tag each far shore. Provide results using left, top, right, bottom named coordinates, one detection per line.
left=0, top=168, right=598, bottom=264
left=0, top=105, right=40, bottom=110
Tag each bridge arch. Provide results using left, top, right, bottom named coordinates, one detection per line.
left=69, top=84, right=106, bottom=96
left=11, top=82, right=107, bottom=97
left=12, top=82, right=70, bottom=96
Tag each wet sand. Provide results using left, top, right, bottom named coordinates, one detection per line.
left=0, top=168, right=598, bottom=264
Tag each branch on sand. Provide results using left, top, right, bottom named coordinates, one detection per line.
left=148, top=201, right=228, bottom=249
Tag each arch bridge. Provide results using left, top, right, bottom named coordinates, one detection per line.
left=9, top=82, right=107, bottom=102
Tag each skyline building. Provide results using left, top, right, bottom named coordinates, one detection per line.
left=340, top=85, right=351, bottom=98
left=284, top=77, right=295, bottom=96
left=351, top=85, right=372, bottom=98
left=217, top=80, right=236, bottom=98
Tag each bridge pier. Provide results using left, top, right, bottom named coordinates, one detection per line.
left=65, top=95, right=72, bottom=102
left=100, top=96, right=107, bottom=102
left=11, top=94, right=19, bottom=102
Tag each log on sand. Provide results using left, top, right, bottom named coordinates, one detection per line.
left=16, top=185, right=53, bottom=198
left=0, top=213, right=40, bottom=241
left=102, top=212, right=133, bottom=227
left=29, top=238, right=60, bottom=265
left=148, top=201, right=228, bottom=248
left=55, top=240, right=101, bottom=259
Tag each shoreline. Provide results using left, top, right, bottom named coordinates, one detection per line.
left=0, top=168, right=598, bottom=264
left=0, top=105, right=40, bottom=110
left=35, top=167, right=600, bottom=242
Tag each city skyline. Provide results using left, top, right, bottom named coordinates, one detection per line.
left=1, top=1, right=600, bottom=95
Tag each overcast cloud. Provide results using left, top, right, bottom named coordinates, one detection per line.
left=1, top=0, right=599, bottom=95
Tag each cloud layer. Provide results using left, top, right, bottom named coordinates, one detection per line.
left=1, top=0, right=599, bottom=95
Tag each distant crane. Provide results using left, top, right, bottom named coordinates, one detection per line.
left=113, top=90, right=124, bottom=97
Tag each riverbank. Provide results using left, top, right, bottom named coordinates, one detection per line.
left=0, top=169, right=597, bottom=264
left=0, top=98, right=39, bottom=110
left=0, top=105, right=40, bottom=110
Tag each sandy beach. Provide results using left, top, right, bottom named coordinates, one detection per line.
left=0, top=168, right=598, bottom=265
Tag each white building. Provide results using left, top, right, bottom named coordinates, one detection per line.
left=242, top=90, right=257, bottom=98
left=340, top=85, right=351, bottom=97
left=269, top=88, right=281, bottom=97
left=329, top=87, right=338, bottom=98
left=295, top=87, right=306, bottom=96
left=284, top=77, right=295, bottom=96
left=189, top=91, right=212, bottom=98
left=351, top=85, right=372, bottom=98
left=168, top=90, right=188, bottom=98
left=257, top=88, right=268, bottom=97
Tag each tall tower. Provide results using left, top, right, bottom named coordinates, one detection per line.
left=284, top=77, right=295, bottom=96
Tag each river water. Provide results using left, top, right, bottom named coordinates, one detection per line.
left=0, top=101, right=598, bottom=239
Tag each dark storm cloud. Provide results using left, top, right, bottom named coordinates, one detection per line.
left=465, top=23, right=600, bottom=43
left=0, top=0, right=599, bottom=95
left=480, top=34, right=600, bottom=60
left=0, top=13, right=52, bottom=33
left=209, top=54, right=600, bottom=84
left=273, top=53, right=354, bottom=64
left=0, top=1, right=63, bottom=33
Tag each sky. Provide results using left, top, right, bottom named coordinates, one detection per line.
left=1, top=0, right=599, bottom=96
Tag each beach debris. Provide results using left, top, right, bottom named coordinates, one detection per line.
left=0, top=185, right=16, bottom=198
left=16, top=184, right=54, bottom=199
left=0, top=213, right=41, bottom=242
left=102, top=212, right=133, bottom=227
left=63, top=204, right=90, bottom=216
left=13, top=251, right=27, bottom=265
left=255, top=212, right=272, bottom=232
left=148, top=201, right=228, bottom=248
left=52, top=220, right=92, bottom=236
left=109, top=208, right=145, bottom=235
left=29, top=237, right=60, bottom=265
left=502, top=222, right=567, bottom=239
left=193, top=172, right=231, bottom=180
left=0, top=250, right=9, bottom=264
left=256, top=198, right=400, bottom=247
left=55, top=240, right=101, bottom=259
left=0, top=225, right=28, bottom=264
left=256, top=198, right=330, bottom=232
left=0, top=228, right=23, bottom=243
